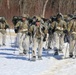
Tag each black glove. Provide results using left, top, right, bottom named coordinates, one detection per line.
left=43, top=34, right=47, bottom=42
left=5, top=24, right=9, bottom=29
left=63, top=30, right=68, bottom=34
left=42, top=27, right=45, bottom=32
left=43, top=37, right=46, bottom=41
left=14, top=27, right=19, bottom=33
left=48, top=28, right=52, bottom=34
left=28, top=32, right=31, bottom=36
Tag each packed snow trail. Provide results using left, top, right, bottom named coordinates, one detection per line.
left=41, top=59, right=72, bottom=75
left=0, top=46, right=63, bottom=75
left=0, top=29, right=60, bottom=75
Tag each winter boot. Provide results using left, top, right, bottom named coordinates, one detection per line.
left=31, top=56, right=36, bottom=61
left=59, top=49, right=63, bottom=53
left=54, top=49, right=59, bottom=55
left=48, top=47, right=52, bottom=49
left=23, top=49, right=27, bottom=55
left=38, top=56, right=42, bottom=60
left=3, top=43, right=6, bottom=46
left=19, top=53, right=24, bottom=56
left=69, top=52, right=73, bottom=58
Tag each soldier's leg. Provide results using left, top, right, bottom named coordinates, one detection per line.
left=69, top=36, right=75, bottom=58
left=38, top=38, right=43, bottom=60
left=0, top=32, right=2, bottom=46
left=15, top=33, right=19, bottom=47
left=53, top=32, right=59, bottom=55
left=29, top=36, right=31, bottom=44
left=45, top=34, right=49, bottom=49
left=18, top=33, right=24, bottom=55
left=50, top=34, right=54, bottom=49
left=48, top=35, right=52, bottom=49
left=51, top=34, right=55, bottom=49
left=32, top=38, right=38, bottom=60
left=59, top=33, right=65, bottom=52
left=73, top=40, right=76, bottom=57
left=2, top=33, right=6, bottom=46
left=23, top=35, right=30, bottom=55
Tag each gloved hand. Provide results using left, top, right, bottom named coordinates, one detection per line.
left=28, top=32, right=31, bottom=36
left=63, top=30, right=68, bottom=34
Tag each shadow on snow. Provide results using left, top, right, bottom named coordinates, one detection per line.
left=42, top=49, right=63, bottom=60
left=0, top=46, right=63, bottom=61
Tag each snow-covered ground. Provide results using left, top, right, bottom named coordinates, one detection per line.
left=0, top=29, right=76, bottom=75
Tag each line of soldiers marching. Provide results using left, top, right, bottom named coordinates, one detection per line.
left=0, top=13, right=76, bottom=61
left=0, top=17, right=9, bottom=46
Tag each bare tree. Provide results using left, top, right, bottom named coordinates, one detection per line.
left=7, top=0, right=10, bottom=9
left=42, top=0, right=49, bottom=18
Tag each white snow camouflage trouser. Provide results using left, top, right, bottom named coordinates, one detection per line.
left=32, top=37, right=43, bottom=57
left=15, top=33, right=20, bottom=47
left=18, top=32, right=30, bottom=54
left=69, top=34, right=76, bottom=56
left=0, top=32, right=6, bottom=45
left=53, top=32, right=64, bottom=50
left=48, top=34, right=54, bottom=49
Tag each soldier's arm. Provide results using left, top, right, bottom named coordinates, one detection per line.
left=51, top=22, right=56, bottom=29
left=62, top=21, right=69, bottom=34
left=71, top=21, right=76, bottom=34
left=40, top=25, right=44, bottom=34
left=5, top=20, right=10, bottom=29
left=44, top=25, right=48, bottom=34
left=15, top=21, right=20, bottom=28
left=63, top=21, right=67, bottom=30
left=51, top=21, right=57, bottom=32
left=67, top=21, right=73, bottom=32
left=29, top=25, right=34, bottom=32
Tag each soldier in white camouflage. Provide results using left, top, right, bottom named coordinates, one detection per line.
left=15, top=14, right=29, bottom=55
left=0, top=17, right=9, bottom=46
left=67, top=16, right=76, bottom=58
left=47, top=17, right=56, bottom=50
left=31, top=16, right=45, bottom=61
left=53, top=13, right=67, bottom=55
